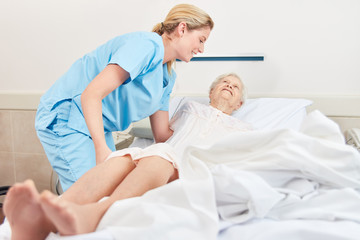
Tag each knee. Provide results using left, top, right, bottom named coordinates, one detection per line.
left=137, top=156, right=177, bottom=180
left=106, top=155, right=136, bottom=170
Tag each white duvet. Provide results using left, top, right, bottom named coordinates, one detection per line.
left=1, top=110, right=360, bottom=240
left=97, top=110, right=360, bottom=239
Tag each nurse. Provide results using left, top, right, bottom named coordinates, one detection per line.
left=35, top=3, right=214, bottom=191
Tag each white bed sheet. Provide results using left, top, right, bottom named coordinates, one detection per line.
left=1, top=110, right=360, bottom=240
left=218, top=219, right=360, bottom=240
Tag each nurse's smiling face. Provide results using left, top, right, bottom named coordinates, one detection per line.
left=176, top=24, right=211, bottom=62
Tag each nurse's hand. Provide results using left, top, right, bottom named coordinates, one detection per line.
left=96, top=147, right=112, bottom=165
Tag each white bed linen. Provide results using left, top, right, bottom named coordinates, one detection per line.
left=218, top=219, right=360, bottom=240
left=99, top=110, right=360, bottom=239
left=99, top=110, right=360, bottom=240
left=1, top=110, right=360, bottom=240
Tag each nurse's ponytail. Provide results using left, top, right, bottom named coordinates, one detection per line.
left=152, top=4, right=214, bottom=74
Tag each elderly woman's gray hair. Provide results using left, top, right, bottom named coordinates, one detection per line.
left=209, top=73, right=247, bottom=104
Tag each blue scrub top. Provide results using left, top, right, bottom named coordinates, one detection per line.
left=36, top=32, right=176, bottom=136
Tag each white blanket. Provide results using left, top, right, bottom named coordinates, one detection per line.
left=95, top=110, right=360, bottom=239
left=1, top=110, right=360, bottom=240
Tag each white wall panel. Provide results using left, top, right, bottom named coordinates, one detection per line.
left=0, top=0, right=359, bottom=97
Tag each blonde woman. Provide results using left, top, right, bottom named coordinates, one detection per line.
left=35, top=4, right=214, bottom=191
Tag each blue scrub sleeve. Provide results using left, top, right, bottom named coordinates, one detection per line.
left=158, top=69, right=176, bottom=111
left=159, top=92, right=171, bottom=111
left=109, top=39, right=158, bottom=82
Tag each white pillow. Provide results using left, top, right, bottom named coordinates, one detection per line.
left=129, top=96, right=313, bottom=139
left=232, top=97, right=313, bottom=130
left=170, top=96, right=312, bottom=130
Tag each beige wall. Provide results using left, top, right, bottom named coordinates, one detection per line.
left=0, top=110, right=52, bottom=204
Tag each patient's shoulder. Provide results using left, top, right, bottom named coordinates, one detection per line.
left=170, top=100, right=201, bottom=123
left=181, top=100, right=208, bottom=113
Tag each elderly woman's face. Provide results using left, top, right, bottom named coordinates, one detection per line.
left=209, top=76, right=243, bottom=111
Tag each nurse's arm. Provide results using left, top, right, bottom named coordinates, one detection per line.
left=150, top=110, right=174, bottom=143
left=81, top=64, right=130, bottom=164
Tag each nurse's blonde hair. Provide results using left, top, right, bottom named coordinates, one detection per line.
left=152, top=4, right=214, bottom=74
left=209, top=73, right=247, bottom=104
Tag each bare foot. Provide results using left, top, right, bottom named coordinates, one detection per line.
left=40, top=191, right=107, bottom=236
left=3, top=180, right=54, bottom=240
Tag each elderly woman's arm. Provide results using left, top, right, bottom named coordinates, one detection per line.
left=149, top=110, right=174, bottom=143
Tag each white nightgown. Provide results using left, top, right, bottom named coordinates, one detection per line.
left=107, top=101, right=252, bottom=167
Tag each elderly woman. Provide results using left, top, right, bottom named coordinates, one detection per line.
left=3, top=73, right=251, bottom=239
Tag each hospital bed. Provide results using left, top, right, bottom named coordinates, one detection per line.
left=1, top=96, right=360, bottom=240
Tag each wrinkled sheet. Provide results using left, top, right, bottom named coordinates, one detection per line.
left=96, top=110, right=360, bottom=240
left=218, top=218, right=360, bottom=240
left=1, top=110, right=360, bottom=240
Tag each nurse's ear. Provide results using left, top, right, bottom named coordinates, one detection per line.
left=177, top=22, right=187, bottom=37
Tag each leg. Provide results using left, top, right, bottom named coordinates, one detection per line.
left=40, top=156, right=177, bottom=235
left=3, top=156, right=135, bottom=239
left=3, top=180, right=56, bottom=240
left=106, top=155, right=178, bottom=199
left=61, top=155, right=136, bottom=204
